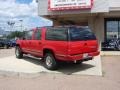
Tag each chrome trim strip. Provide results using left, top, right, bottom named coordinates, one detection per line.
left=56, top=54, right=66, bottom=57
left=22, top=48, right=42, bottom=54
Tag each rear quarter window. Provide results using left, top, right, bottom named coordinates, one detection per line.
left=69, top=27, right=96, bottom=41
left=46, top=28, right=68, bottom=41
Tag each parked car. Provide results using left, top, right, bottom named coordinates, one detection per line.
left=0, top=39, right=11, bottom=49
left=15, top=26, right=100, bottom=70
left=10, top=39, right=16, bottom=47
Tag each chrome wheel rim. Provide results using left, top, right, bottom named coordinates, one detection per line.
left=46, top=56, right=52, bottom=67
left=16, top=48, right=19, bottom=57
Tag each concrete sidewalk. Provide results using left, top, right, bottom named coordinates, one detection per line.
left=0, top=55, right=102, bottom=76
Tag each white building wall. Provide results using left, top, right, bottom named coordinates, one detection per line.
left=88, top=16, right=104, bottom=42
left=38, top=0, right=109, bottom=16
left=109, top=0, right=120, bottom=11
left=109, top=0, right=120, bottom=7
left=91, top=0, right=109, bottom=13
left=88, top=15, right=104, bottom=50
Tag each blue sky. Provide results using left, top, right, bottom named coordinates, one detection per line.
left=0, top=0, right=52, bottom=31
left=16, top=0, right=33, bottom=4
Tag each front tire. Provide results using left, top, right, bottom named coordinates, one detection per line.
left=15, top=46, right=23, bottom=59
left=44, top=53, right=58, bottom=70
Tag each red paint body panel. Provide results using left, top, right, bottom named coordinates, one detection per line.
left=16, top=27, right=100, bottom=62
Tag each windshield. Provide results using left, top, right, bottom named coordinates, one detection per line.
left=69, top=27, right=96, bottom=41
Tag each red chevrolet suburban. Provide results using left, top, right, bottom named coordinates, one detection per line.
left=15, top=26, right=99, bottom=70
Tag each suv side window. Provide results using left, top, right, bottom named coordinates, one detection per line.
left=34, top=29, right=41, bottom=40
left=46, top=28, right=68, bottom=41
left=26, top=30, right=33, bottom=40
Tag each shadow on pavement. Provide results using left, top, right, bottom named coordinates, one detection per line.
left=22, top=55, right=95, bottom=75
left=57, top=62, right=94, bottom=75
left=22, top=55, right=44, bottom=66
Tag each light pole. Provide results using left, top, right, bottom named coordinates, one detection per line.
left=19, top=20, right=23, bottom=31
left=7, top=13, right=15, bottom=31
left=7, top=21, right=15, bottom=31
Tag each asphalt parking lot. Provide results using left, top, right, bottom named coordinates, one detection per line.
left=0, top=48, right=120, bottom=90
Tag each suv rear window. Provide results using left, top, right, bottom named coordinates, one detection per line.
left=69, top=27, right=96, bottom=41
left=46, top=28, right=68, bottom=41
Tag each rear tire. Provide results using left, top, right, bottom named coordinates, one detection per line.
left=44, top=53, right=58, bottom=70
left=15, top=46, right=23, bottom=59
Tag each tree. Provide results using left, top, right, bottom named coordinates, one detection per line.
left=7, top=31, right=25, bottom=39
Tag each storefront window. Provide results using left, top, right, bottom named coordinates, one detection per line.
left=119, top=21, right=120, bottom=38
left=102, top=19, right=120, bottom=51
left=106, top=21, right=118, bottom=40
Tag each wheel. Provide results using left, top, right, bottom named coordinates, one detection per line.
left=15, top=46, right=23, bottom=59
left=44, top=53, right=58, bottom=70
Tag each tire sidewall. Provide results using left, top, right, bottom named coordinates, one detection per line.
left=15, top=46, right=23, bottom=59
left=44, top=53, right=57, bottom=70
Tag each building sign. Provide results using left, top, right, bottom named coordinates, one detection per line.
left=48, top=0, right=93, bottom=11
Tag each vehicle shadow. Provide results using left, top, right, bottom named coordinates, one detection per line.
left=22, top=55, right=95, bottom=75
left=57, top=62, right=94, bottom=75
left=22, top=55, right=44, bottom=66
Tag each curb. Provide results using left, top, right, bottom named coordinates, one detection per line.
left=0, top=70, right=45, bottom=78
left=101, top=51, right=120, bottom=56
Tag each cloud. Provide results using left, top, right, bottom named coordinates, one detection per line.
left=0, top=0, right=37, bottom=17
left=0, top=0, right=52, bottom=31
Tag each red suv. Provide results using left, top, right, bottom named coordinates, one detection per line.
left=15, top=26, right=99, bottom=70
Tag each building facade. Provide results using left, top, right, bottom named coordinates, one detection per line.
left=38, top=0, right=120, bottom=51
